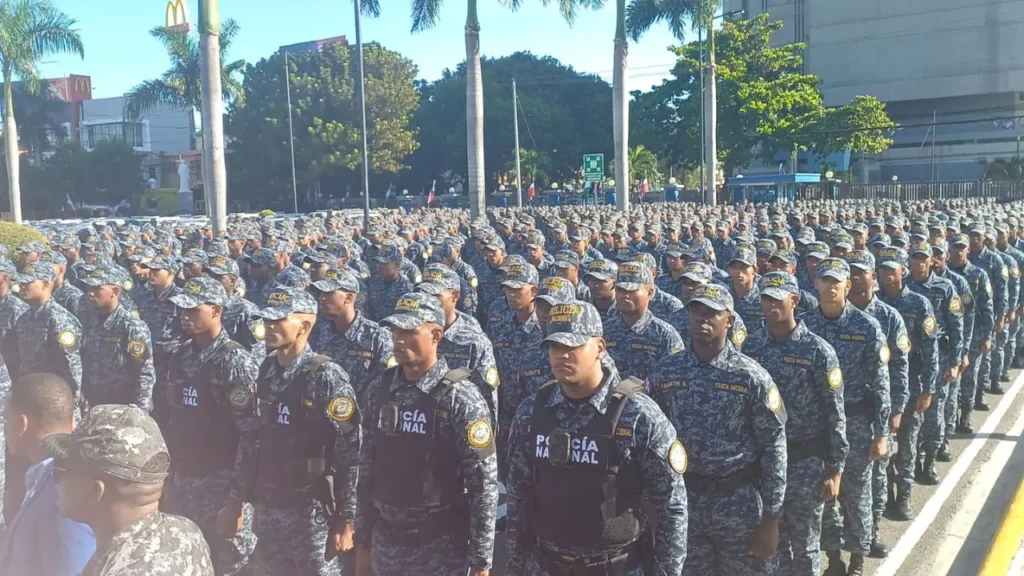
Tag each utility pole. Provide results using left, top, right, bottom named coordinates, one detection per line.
left=284, top=52, right=298, bottom=214
left=354, top=0, right=371, bottom=233
left=704, top=19, right=718, bottom=207
left=698, top=24, right=705, bottom=204
left=513, top=78, right=523, bottom=207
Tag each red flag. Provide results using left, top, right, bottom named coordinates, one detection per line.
left=427, top=180, right=436, bottom=205
left=639, top=178, right=649, bottom=196
left=527, top=181, right=536, bottom=202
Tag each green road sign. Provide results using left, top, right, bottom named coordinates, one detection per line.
left=583, top=154, right=604, bottom=182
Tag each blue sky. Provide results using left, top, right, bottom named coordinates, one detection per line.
left=43, top=0, right=691, bottom=100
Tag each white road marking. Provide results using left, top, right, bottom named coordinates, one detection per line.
left=875, top=371, right=1024, bottom=576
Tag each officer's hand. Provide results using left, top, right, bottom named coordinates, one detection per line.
left=820, top=473, right=842, bottom=502
left=984, top=339, right=993, bottom=353
left=996, top=320, right=1004, bottom=333
left=944, top=366, right=959, bottom=382
left=749, top=517, right=779, bottom=561
left=890, top=413, right=902, bottom=432
left=326, top=521, right=355, bottom=560
left=868, top=435, right=888, bottom=461
left=355, top=547, right=372, bottom=576
left=916, top=393, right=933, bottom=414
left=215, top=501, right=244, bottom=538
left=962, top=355, right=971, bottom=370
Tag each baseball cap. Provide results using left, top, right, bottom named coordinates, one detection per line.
left=846, top=250, right=876, bottom=271
left=257, top=286, right=319, bottom=320
left=170, top=277, right=229, bottom=309
left=206, top=255, right=240, bottom=276
left=311, top=268, right=361, bottom=294
left=729, top=245, right=757, bottom=268
left=616, top=262, right=653, bottom=291
left=930, top=239, right=949, bottom=254
left=181, top=248, right=208, bottom=265
left=14, top=262, right=55, bottom=284
left=755, top=239, right=777, bottom=255
left=418, top=264, right=461, bottom=295
left=688, top=283, right=734, bottom=312
left=371, top=244, right=401, bottom=264
left=0, top=258, right=15, bottom=276
left=805, top=242, right=830, bottom=260
left=769, top=248, right=797, bottom=266
left=17, top=241, right=46, bottom=254
left=680, top=262, right=712, bottom=283
left=877, top=247, right=908, bottom=269
left=43, top=404, right=169, bottom=484
left=483, top=235, right=506, bottom=252
left=142, top=256, right=178, bottom=272
left=524, top=230, right=546, bottom=249
left=382, top=292, right=446, bottom=330
left=664, top=242, right=686, bottom=258
left=760, top=272, right=800, bottom=300
left=951, top=234, right=970, bottom=248
left=501, top=263, right=540, bottom=289
left=543, top=301, right=604, bottom=347
left=908, top=241, right=932, bottom=258
left=536, top=276, right=577, bottom=305
left=817, top=258, right=851, bottom=282
left=79, top=265, right=131, bottom=289
left=583, top=259, right=618, bottom=282
left=553, top=251, right=581, bottom=269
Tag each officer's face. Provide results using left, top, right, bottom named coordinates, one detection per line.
left=756, top=253, right=771, bottom=273
left=615, top=285, right=650, bottom=314
left=832, top=246, right=849, bottom=259
left=949, top=246, right=969, bottom=267
left=147, top=268, right=175, bottom=291
left=181, top=304, right=220, bottom=336
left=969, top=233, right=985, bottom=252
left=587, top=276, right=615, bottom=300
left=728, top=262, right=756, bottom=287
left=526, top=245, right=544, bottom=263
left=666, top=255, right=684, bottom=272
left=877, top=266, right=903, bottom=292
left=318, top=290, right=352, bottom=316
left=87, top=284, right=119, bottom=310
left=909, top=254, right=932, bottom=280
left=228, top=240, right=245, bottom=254
left=390, top=324, right=443, bottom=365
left=760, top=294, right=796, bottom=324
left=768, top=259, right=794, bottom=275
left=815, top=277, right=848, bottom=304
left=376, top=261, right=400, bottom=281
left=548, top=338, right=604, bottom=385
left=680, top=278, right=705, bottom=300
left=687, top=302, right=733, bottom=345
left=263, top=314, right=313, bottom=350
left=503, top=284, right=537, bottom=311
left=932, top=251, right=947, bottom=272
left=849, top=268, right=875, bottom=295
left=183, top=263, right=203, bottom=280
left=308, top=263, right=330, bottom=282
left=18, top=279, right=47, bottom=302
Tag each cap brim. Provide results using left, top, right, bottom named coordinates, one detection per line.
left=169, top=294, right=204, bottom=309
left=848, top=263, right=873, bottom=271
left=205, top=265, right=233, bottom=275
left=761, top=288, right=795, bottom=301
left=12, top=274, right=40, bottom=284
left=256, top=306, right=292, bottom=321
left=583, top=272, right=613, bottom=281
left=909, top=251, right=931, bottom=258
left=680, top=272, right=707, bottom=282
left=806, top=252, right=829, bottom=260
left=553, top=261, right=574, bottom=269
left=382, top=314, right=426, bottom=331
left=616, top=282, right=642, bottom=291
left=311, top=280, right=343, bottom=292
left=818, top=271, right=849, bottom=281
left=543, top=332, right=592, bottom=347
left=688, top=297, right=728, bottom=312
left=534, top=294, right=569, bottom=305
left=416, top=282, right=447, bottom=295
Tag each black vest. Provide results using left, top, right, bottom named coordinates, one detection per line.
left=527, top=377, right=644, bottom=549
left=371, top=367, right=469, bottom=510
left=165, top=340, right=244, bottom=477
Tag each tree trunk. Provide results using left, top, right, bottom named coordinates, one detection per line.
left=612, top=0, right=629, bottom=213
left=465, top=0, right=485, bottom=219
left=4, top=73, right=22, bottom=222
left=704, top=24, right=717, bottom=207
left=200, top=0, right=227, bottom=234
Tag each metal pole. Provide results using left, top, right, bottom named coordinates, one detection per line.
left=705, top=22, right=718, bottom=207
left=513, top=78, right=523, bottom=208
left=284, top=52, right=298, bottom=214
left=698, top=25, right=704, bottom=204
left=354, top=0, right=371, bottom=233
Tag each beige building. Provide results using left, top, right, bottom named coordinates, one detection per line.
left=725, top=0, right=1024, bottom=182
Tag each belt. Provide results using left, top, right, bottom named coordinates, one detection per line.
left=844, top=400, right=873, bottom=418
left=684, top=462, right=759, bottom=495
left=536, top=542, right=640, bottom=576
left=787, top=436, right=825, bottom=463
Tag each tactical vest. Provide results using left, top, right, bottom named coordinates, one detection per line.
left=254, top=353, right=335, bottom=503
left=371, top=367, right=469, bottom=511
left=526, top=377, right=644, bottom=549
left=165, top=340, right=244, bottom=477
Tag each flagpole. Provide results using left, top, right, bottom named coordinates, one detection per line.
left=354, top=0, right=371, bottom=233
left=513, top=78, right=522, bottom=208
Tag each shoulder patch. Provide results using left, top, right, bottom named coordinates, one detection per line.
left=896, top=334, right=911, bottom=353
left=130, top=309, right=141, bottom=319
left=986, top=280, right=993, bottom=295
left=58, top=330, right=77, bottom=349
left=228, top=387, right=252, bottom=409
left=127, top=339, right=147, bottom=358
left=731, top=328, right=747, bottom=348
left=668, top=440, right=688, bottom=474
left=828, top=367, right=844, bottom=390
left=327, top=397, right=355, bottom=422
left=1013, top=266, right=1021, bottom=279
left=467, top=418, right=493, bottom=448
left=123, top=279, right=134, bottom=292
left=923, top=316, right=937, bottom=335
left=484, top=366, right=499, bottom=388
left=469, top=276, right=478, bottom=289
left=252, top=321, right=266, bottom=341
left=879, top=345, right=891, bottom=364
left=385, top=355, right=398, bottom=368
left=1002, top=266, right=1009, bottom=280
left=949, top=296, right=963, bottom=315
left=767, top=385, right=783, bottom=413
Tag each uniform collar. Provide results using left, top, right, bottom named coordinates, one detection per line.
left=392, top=355, right=451, bottom=395
left=102, top=303, right=129, bottom=330
left=684, top=341, right=738, bottom=369
left=625, top=308, right=655, bottom=333
left=544, top=365, right=617, bottom=415
left=192, top=329, right=231, bottom=366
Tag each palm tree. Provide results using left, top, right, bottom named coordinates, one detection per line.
left=0, top=0, right=84, bottom=222
left=628, top=144, right=660, bottom=188
left=13, top=82, right=70, bottom=165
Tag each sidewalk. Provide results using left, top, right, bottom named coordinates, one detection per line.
left=981, top=476, right=1024, bottom=576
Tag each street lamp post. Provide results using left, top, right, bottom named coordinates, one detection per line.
left=283, top=52, right=298, bottom=214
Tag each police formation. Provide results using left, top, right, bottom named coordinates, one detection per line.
left=0, top=195, right=1018, bottom=576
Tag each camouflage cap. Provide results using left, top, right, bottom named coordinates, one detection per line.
left=582, top=259, right=618, bottom=282
left=501, top=262, right=540, bottom=289
left=304, top=250, right=335, bottom=265
left=38, top=250, right=67, bottom=266
left=729, top=245, right=757, bottom=268
left=877, top=246, right=908, bottom=269
left=382, top=292, right=446, bottom=330
left=817, top=258, right=851, bottom=282
left=125, top=246, right=157, bottom=264
left=543, top=301, right=603, bottom=347
left=760, top=271, right=800, bottom=300
left=373, top=244, right=403, bottom=264
left=845, top=250, right=876, bottom=272
left=418, top=264, right=461, bottom=294
left=170, top=276, right=229, bottom=309
left=181, top=248, right=208, bottom=265
left=553, top=250, right=581, bottom=269
left=535, top=275, right=577, bottom=305
left=79, top=265, right=131, bottom=289
left=311, top=268, right=361, bottom=294
left=16, top=240, right=46, bottom=254
left=680, top=261, right=712, bottom=283
left=664, top=241, right=687, bottom=257
left=524, top=230, right=546, bottom=248
left=13, top=262, right=56, bottom=284
left=0, top=258, right=15, bottom=275
left=950, top=233, right=970, bottom=248
left=755, top=239, right=777, bottom=255
left=868, top=233, right=891, bottom=247
left=142, top=255, right=178, bottom=272
left=568, top=227, right=589, bottom=242
left=257, top=286, right=319, bottom=320
left=688, top=283, right=734, bottom=312
left=908, top=240, right=932, bottom=258
left=769, top=248, right=797, bottom=266
left=483, top=235, right=506, bottom=252
left=43, top=404, right=169, bottom=484
left=930, top=238, right=949, bottom=254
left=206, top=255, right=241, bottom=276
left=805, top=242, right=830, bottom=260
left=616, top=262, right=653, bottom=291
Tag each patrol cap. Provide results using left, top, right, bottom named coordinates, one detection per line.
left=38, top=250, right=66, bottom=265
left=304, top=250, right=335, bottom=265
left=535, top=276, right=577, bottom=305
left=382, top=292, right=446, bottom=330
left=869, top=233, right=891, bottom=247
left=419, top=264, right=461, bottom=294
left=664, top=242, right=686, bottom=257
left=79, top=266, right=131, bottom=288
left=16, top=240, right=46, bottom=254
left=908, top=241, right=932, bottom=258
left=688, top=283, right=734, bottom=312
left=616, top=262, right=653, bottom=291
left=805, top=242, right=830, bottom=260
left=0, top=258, right=15, bottom=276
left=931, top=239, right=949, bottom=254
left=142, top=255, right=178, bottom=272
left=568, top=228, right=589, bottom=242
left=13, top=262, right=55, bottom=284
left=257, top=286, right=319, bottom=320
left=483, top=235, right=506, bottom=252
left=311, top=268, right=361, bottom=294
left=524, top=230, right=546, bottom=249
left=760, top=272, right=800, bottom=300
left=755, top=239, right=777, bottom=255
left=680, top=262, right=712, bottom=283
left=501, top=263, right=540, bottom=289
left=543, top=301, right=603, bottom=347
left=372, top=244, right=402, bottom=264
left=877, top=247, right=908, bottom=269
left=951, top=234, right=970, bottom=248
left=769, top=248, right=797, bottom=266
left=968, top=222, right=988, bottom=236
left=583, top=259, right=618, bottom=282
left=846, top=250, right=876, bottom=272
left=181, top=248, right=208, bottom=265
left=170, top=276, right=229, bottom=309
left=553, top=250, right=581, bottom=269
left=817, top=258, right=851, bottom=282
left=43, top=404, right=169, bottom=484
left=206, top=255, right=240, bottom=276
left=729, top=245, right=757, bottom=268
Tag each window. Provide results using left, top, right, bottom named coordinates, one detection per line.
left=86, top=122, right=144, bottom=148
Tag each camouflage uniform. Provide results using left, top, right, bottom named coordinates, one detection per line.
left=967, top=231, right=1008, bottom=400
left=936, top=258, right=974, bottom=438
left=207, top=255, right=267, bottom=358
left=949, top=234, right=994, bottom=426
left=992, top=245, right=1018, bottom=391
left=367, top=245, right=416, bottom=322
left=437, top=305, right=500, bottom=426
left=666, top=265, right=749, bottom=353
left=356, top=294, right=498, bottom=576
left=0, top=260, right=26, bottom=524
left=507, top=302, right=687, bottom=576
left=166, top=277, right=259, bottom=574
left=649, top=284, right=787, bottom=576
left=604, top=262, right=684, bottom=382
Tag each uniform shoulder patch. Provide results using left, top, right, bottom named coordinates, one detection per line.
left=414, top=272, right=423, bottom=284
left=879, top=345, right=891, bottom=364
left=469, top=276, right=479, bottom=289
left=58, top=330, right=77, bottom=349
left=1013, top=266, right=1021, bottom=279
left=668, top=440, right=688, bottom=474
left=123, top=279, right=134, bottom=292
left=896, top=334, right=911, bottom=353
left=385, top=355, right=398, bottom=369
left=1002, top=266, right=1009, bottom=280
left=252, top=321, right=266, bottom=341
left=228, top=387, right=252, bottom=409
left=130, top=309, right=141, bottom=319
left=828, top=367, right=844, bottom=390
left=949, top=296, right=963, bottom=316
left=923, top=316, right=937, bottom=335
left=327, top=396, right=355, bottom=422
left=467, top=418, right=493, bottom=448
left=767, top=385, right=783, bottom=413
left=731, top=328, right=747, bottom=348
left=484, top=366, right=499, bottom=388
left=986, top=280, right=993, bottom=296
left=127, top=339, right=147, bottom=358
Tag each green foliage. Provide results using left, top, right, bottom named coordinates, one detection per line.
left=227, top=42, right=419, bottom=206
left=259, top=209, right=275, bottom=217
left=987, top=157, right=1024, bottom=184
left=631, top=15, right=895, bottom=173
left=0, top=221, right=45, bottom=253
left=610, top=145, right=662, bottom=189
left=505, top=148, right=550, bottom=188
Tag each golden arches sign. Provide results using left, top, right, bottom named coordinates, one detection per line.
left=165, top=0, right=190, bottom=29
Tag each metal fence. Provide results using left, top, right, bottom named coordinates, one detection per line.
left=793, top=179, right=1024, bottom=203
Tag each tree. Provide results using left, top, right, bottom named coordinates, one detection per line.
left=12, top=82, right=69, bottom=165
left=505, top=147, right=550, bottom=188
left=0, top=0, right=84, bottom=222
left=631, top=15, right=895, bottom=174
left=227, top=43, right=419, bottom=209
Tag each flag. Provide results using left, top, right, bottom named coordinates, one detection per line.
left=385, top=184, right=393, bottom=198
left=65, top=193, right=75, bottom=210
left=428, top=180, right=436, bottom=205
left=527, top=181, right=536, bottom=202
left=639, top=178, right=649, bottom=196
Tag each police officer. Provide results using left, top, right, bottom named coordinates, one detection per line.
left=431, top=241, right=479, bottom=316
left=43, top=251, right=83, bottom=317
left=745, top=271, right=848, bottom=576
left=253, top=286, right=361, bottom=574
left=726, top=245, right=763, bottom=330
left=506, top=300, right=687, bottom=576
left=632, top=253, right=684, bottom=320
left=79, top=266, right=156, bottom=411
left=135, top=255, right=185, bottom=422
left=656, top=241, right=688, bottom=300
left=311, top=267, right=395, bottom=403
left=932, top=239, right=974, bottom=460
left=994, top=224, right=1024, bottom=384
left=649, top=283, right=786, bottom=576
left=802, top=258, right=890, bottom=576
left=667, top=262, right=749, bottom=353
left=534, top=276, right=578, bottom=334
left=48, top=404, right=214, bottom=575
left=552, top=250, right=592, bottom=302
left=584, top=259, right=618, bottom=323
left=948, top=233, right=994, bottom=432
left=604, top=261, right=683, bottom=382
left=355, top=292, right=498, bottom=576
left=968, top=224, right=1008, bottom=405
left=367, top=244, right=416, bottom=322
left=165, top=276, right=259, bottom=574
left=206, top=255, right=267, bottom=357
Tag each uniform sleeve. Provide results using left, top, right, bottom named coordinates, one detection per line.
left=919, top=300, right=940, bottom=397
left=126, top=321, right=156, bottom=412
left=469, top=339, right=500, bottom=427
left=447, top=383, right=499, bottom=571
left=52, top=315, right=83, bottom=398
left=633, top=396, right=688, bottom=575
left=992, top=257, right=1009, bottom=318
left=314, top=364, right=361, bottom=523
left=752, top=373, right=787, bottom=519
left=942, top=285, right=965, bottom=373
left=867, top=324, right=892, bottom=437
left=663, top=323, right=685, bottom=356
left=960, top=281, right=975, bottom=354
left=224, top=349, right=260, bottom=503
left=816, top=344, right=849, bottom=476
left=888, top=314, right=911, bottom=416
left=355, top=373, right=382, bottom=548
left=373, top=329, right=395, bottom=377
left=976, top=271, right=995, bottom=344
left=1007, top=261, right=1020, bottom=312
left=505, top=397, right=535, bottom=574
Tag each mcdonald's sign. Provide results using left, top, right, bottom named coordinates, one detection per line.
left=165, top=0, right=191, bottom=31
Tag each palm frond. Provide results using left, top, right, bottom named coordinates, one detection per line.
left=411, top=0, right=442, bottom=32
left=625, top=0, right=663, bottom=41
left=362, top=0, right=381, bottom=17
left=26, top=4, right=84, bottom=59
left=123, top=79, right=189, bottom=121
left=219, top=18, right=240, bottom=51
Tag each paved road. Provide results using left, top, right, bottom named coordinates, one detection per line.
left=489, top=368, right=1024, bottom=576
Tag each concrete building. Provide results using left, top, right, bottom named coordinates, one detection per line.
left=279, top=35, right=347, bottom=55
left=723, top=0, right=1024, bottom=182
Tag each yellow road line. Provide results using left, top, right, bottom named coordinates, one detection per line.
left=980, top=475, right=1024, bottom=576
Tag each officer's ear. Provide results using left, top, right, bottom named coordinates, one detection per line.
left=725, top=311, right=736, bottom=330
left=110, top=285, right=122, bottom=298
left=594, top=337, right=607, bottom=360
left=211, top=304, right=223, bottom=320
left=526, top=285, right=538, bottom=300
left=789, top=293, right=799, bottom=310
